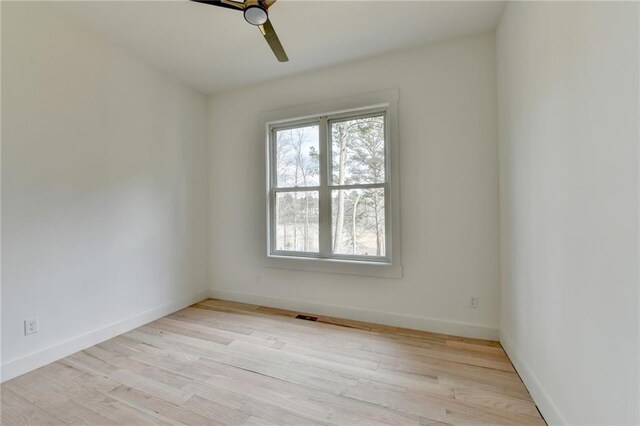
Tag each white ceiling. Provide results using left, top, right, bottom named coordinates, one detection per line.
left=49, top=1, right=505, bottom=94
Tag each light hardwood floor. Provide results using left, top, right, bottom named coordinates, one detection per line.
left=1, top=299, right=544, bottom=425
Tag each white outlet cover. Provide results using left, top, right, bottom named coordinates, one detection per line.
left=24, top=317, right=39, bottom=335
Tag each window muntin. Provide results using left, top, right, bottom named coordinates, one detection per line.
left=269, top=109, right=390, bottom=263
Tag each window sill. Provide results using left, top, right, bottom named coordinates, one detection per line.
left=262, top=254, right=403, bottom=279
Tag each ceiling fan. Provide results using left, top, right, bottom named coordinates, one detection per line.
left=191, top=0, right=288, bottom=62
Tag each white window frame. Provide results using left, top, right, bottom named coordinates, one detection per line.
left=261, top=90, right=401, bottom=278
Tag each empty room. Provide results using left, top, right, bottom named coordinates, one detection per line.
left=1, top=0, right=638, bottom=425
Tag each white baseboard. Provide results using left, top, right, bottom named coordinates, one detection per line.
left=499, top=330, right=566, bottom=425
left=208, top=289, right=498, bottom=340
left=0, top=290, right=210, bottom=383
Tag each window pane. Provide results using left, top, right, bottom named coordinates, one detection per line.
left=275, top=191, right=319, bottom=252
left=331, top=115, right=385, bottom=185
left=275, top=125, right=319, bottom=188
left=331, top=188, right=385, bottom=257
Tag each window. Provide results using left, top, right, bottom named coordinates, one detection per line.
left=263, top=91, right=400, bottom=277
left=269, top=112, right=388, bottom=261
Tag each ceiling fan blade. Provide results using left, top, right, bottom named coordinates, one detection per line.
left=259, top=19, right=288, bottom=62
left=190, top=0, right=245, bottom=11
left=262, top=0, right=277, bottom=9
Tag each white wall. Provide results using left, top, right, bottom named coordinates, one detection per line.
left=1, top=3, right=209, bottom=381
left=208, top=33, right=500, bottom=339
left=497, top=2, right=639, bottom=424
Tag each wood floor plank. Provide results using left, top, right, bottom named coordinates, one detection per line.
left=1, top=387, right=67, bottom=425
left=1, top=298, right=543, bottom=425
left=108, top=385, right=216, bottom=425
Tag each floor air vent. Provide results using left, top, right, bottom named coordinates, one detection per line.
left=295, top=314, right=318, bottom=321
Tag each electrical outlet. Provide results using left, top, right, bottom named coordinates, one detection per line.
left=468, top=296, right=479, bottom=309
left=24, top=317, right=39, bottom=335
left=256, top=275, right=262, bottom=286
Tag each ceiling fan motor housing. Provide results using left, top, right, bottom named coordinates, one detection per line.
left=244, top=4, right=268, bottom=26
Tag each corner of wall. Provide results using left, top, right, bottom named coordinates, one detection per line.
left=499, top=330, right=566, bottom=425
